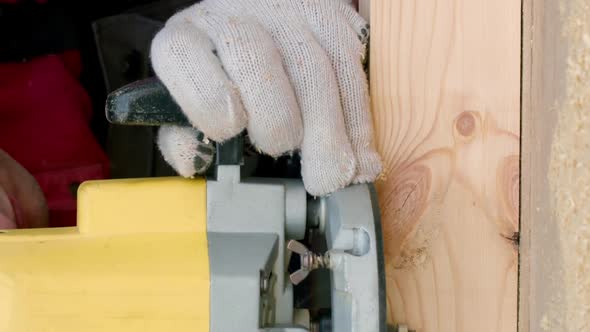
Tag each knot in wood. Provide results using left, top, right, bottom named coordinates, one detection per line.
left=456, top=111, right=477, bottom=137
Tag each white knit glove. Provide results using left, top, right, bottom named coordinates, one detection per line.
left=151, top=0, right=382, bottom=196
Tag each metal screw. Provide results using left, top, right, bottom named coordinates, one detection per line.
left=260, top=272, right=273, bottom=293
left=287, top=240, right=331, bottom=285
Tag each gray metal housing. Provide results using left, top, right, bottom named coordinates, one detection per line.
left=206, top=165, right=386, bottom=331
left=207, top=165, right=307, bottom=331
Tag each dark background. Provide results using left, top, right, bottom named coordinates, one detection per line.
left=0, top=0, right=194, bottom=149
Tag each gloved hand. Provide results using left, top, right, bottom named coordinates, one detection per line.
left=151, top=0, right=382, bottom=196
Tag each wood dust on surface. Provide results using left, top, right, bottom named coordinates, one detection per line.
left=547, top=0, right=590, bottom=330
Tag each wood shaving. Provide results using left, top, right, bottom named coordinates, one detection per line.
left=549, top=0, right=590, bottom=330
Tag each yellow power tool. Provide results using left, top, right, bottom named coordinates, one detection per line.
left=0, top=78, right=388, bottom=332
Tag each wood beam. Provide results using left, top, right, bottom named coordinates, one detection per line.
left=519, top=0, right=564, bottom=330
left=521, top=0, right=590, bottom=330
left=368, top=1, right=520, bottom=330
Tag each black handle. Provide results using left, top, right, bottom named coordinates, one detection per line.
left=105, top=77, right=191, bottom=126
left=105, top=77, right=243, bottom=166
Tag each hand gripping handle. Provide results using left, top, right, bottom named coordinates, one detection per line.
left=105, top=77, right=242, bottom=166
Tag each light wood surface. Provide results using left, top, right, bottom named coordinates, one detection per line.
left=368, top=1, right=520, bottom=330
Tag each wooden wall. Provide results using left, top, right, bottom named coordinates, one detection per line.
left=368, top=1, right=521, bottom=330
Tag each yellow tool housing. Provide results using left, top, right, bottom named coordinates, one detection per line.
left=0, top=177, right=209, bottom=332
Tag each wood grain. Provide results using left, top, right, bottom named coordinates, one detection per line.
left=369, top=1, right=520, bottom=330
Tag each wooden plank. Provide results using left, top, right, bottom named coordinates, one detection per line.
left=519, top=0, right=566, bottom=330
left=521, top=0, right=590, bottom=330
left=368, top=1, right=520, bottom=330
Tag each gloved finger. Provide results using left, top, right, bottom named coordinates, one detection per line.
left=265, top=23, right=357, bottom=196
left=151, top=20, right=246, bottom=142
left=336, top=0, right=370, bottom=44
left=301, top=1, right=383, bottom=184
left=199, top=16, right=302, bottom=157
left=157, top=125, right=215, bottom=177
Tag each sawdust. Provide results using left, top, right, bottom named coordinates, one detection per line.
left=540, top=314, right=551, bottom=331
left=394, top=222, right=440, bottom=269
left=395, top=246, right=428, bottom=269
left=548, top=0, right=590, bottom=330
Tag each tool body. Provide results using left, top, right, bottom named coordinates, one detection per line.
left=0, top=78, right=387, bottom=331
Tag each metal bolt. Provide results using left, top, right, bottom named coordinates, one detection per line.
left=287, top=240, right=331, bottom=285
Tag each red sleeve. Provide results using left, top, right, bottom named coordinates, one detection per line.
left=0, top=51, right=110, bottom=227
